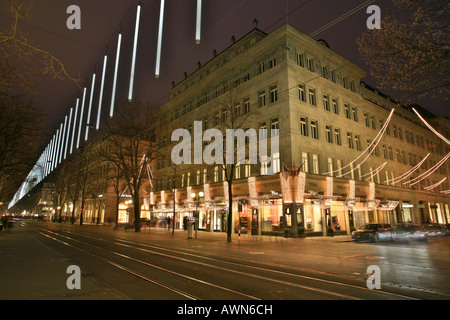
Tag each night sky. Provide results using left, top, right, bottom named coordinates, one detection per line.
left=2, top=0, right=449, bottom=147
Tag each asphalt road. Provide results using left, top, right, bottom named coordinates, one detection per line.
left=1, top=220, right=449, bottom=302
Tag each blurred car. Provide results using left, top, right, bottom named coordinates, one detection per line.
left=392, top=224, right=427, bottom=242
left=351, top=223, right=393, bottom=242
left=421, top=223, right=449, bottom=237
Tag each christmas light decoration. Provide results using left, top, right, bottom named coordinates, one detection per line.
left=196, top=0, right=202, bottom=44
left=76, top=87, right=87, bottom=149
left=385, top=153, right=430, bottom=185
left=295, top=172, right=306, bottom=203
left=248, top=177, right=258, bottom=206
left=70, top=98, right=79, bottom=154
left=155, top=0, right=165, bottom=78
left=403, top=152, right=450, bottom=186
left=59, top=116, right=68, bottom=163
left=110, top=33, right=122, bottom=118
left=129, top=4, right=141, bottom=101
left=64, top=108, right=73, bottom=159
left=85, top=73, right=96, bottom=141
left=97, top=55, right=107, bottom=130
left=424, top=177, right=447, bottom=191
left=223, top=181, right=229, bottom=202
left=413, top=108, right=450, bottom=145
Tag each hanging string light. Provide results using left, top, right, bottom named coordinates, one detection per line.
left=412, top=108, right=450, bottom=145
left=384, top=153, right=430, bottom=185
left=59, top=116, right=68, bottom=163
left=424, top=177, right=447, bottom=191
left=325, top=109, right=394, bottom=177
left=403, top=152, right=450, bottom=186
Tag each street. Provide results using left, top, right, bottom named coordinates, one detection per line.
left=1, top=221, right=449, bottom=301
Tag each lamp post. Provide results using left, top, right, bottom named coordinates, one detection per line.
left=190, top=191, right=204, bottom=239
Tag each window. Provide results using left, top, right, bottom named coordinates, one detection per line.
left=221, top=109, right=228, bottom=123
left=347, top=132, right=354, bottom=149
left=214, top=166, right=219, bottom=182
left=259, top=122, right=267, bottom=139
left=244, top=159, right=251, bottom=177
left=297, top=53, right=305, bottom=67
left=323, top=95, right=330, bottom=111
left=273, top=152, right=281, bottom=174
left=268, top=58, right=277, bottom=69
left=327, top=158, right=333, bottom=176
left=258, top=90, right=266, bottom=107
left=344, top=104, right=351, bottom=119
left=326, top=125, right=333, bottom=143
left=332, top=98, right=339, bottom=114
left=308, top=88, right=316, bottom=106
left=352, top=107, right=358, bottom=122
left=234, top=102, right=241, bottom=117
left=300, top=117, right=308, bottom=136
left=203, top=168, right=208, bottom=184
left=337, top=159, right=343, bottom=177
left=370, top=115, right=375, bottom=129
left=196, top=170, right=201, bottom=185
left=307, top=57, right=314, bottom=72
left=270, top=85, right=278, bottom=103
left=271, top=117, right=279, bottom=136
left=187, top=172, right=191, bottom=186
left=312, top=154, right=319, bottom=174
left=243, top=97, right=250, bottom=114
left=181, top=173, right=185, bottom=188
left=364, top=112, right=370, bottom=127
left=298, top=84, right=306, bottom=102
left=301, top=152, right=309, bottom=173
left=310, top=120, right=319, bottom=139
left=235, top=164, right=241, bottom=179
left=334, top=128, right=341, bottom=145
left=355, top=135, right=361, bottom=151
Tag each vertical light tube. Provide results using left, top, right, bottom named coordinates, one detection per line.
left=97, top=55, right=107, bottom=130
left=85, top=74, right=96, bottom=141
left=56, top=122, right=64, bottom=167
left=47, top=135, right=55, bottom=174
left=70, top=98, right=80, bottom=154
left=110, top=33, right=122, bottom=118
left=155, top=0, right=165, bottom=78
left=77, top=87, right=87, bottom=149
left=59, top=116, right=68, bottom=163
left=52, top=129, right=60, bottom=171
left=196, top=0, right=202, bottom=44
left=43, top=146, right=49, bottom=177
left=129, top=4, right=141, bottom=101
left=64, top=108, right=73, bottom=159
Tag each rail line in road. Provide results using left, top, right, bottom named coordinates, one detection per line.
left=21, top=222, right=422, bottom=300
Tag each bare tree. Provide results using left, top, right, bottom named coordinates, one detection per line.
left=357, top=0, right=449, bottom=102
left=100, top=100, right=156, bottom=232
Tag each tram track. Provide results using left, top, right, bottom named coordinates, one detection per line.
left=23, top=223, right=422, bottom=300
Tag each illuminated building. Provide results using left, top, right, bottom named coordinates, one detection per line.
left=151, top=23, right=449, bottom=237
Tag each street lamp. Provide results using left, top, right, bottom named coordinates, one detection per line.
left=190, top=191, right=204, bottom=239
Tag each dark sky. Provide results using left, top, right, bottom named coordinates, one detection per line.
left=2, top=0, right=449, bottom=147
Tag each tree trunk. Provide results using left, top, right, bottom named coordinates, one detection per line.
left=227, top=180, right=233, bottom=243
left=134, top=195, right=141, bottom=232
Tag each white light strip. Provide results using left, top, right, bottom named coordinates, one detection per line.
left=59, top=116, right=68, bottom=163
left=413, top=108, right=450, bottom=145
left=48, top=135, right=55, bottom=174
left=155, top=0, right=165, bottom=78
left=70, top=98, right=80, bottom=154
left=64, top=108, right=73, bottom=159
left=85, top=73, right=96, bottom=141
left=424, top=177, right=447, bottom=191
left=386, top=153, right=430, bottom=185
left=362, top=162, right=387, bottom=181
left=77, top=87, right=87, bottom=149
left=56, top=122, right=64, bottom=166
left=196, top=0, right=202, bottom=44
left=404, top=152, right=450, bottom=186
left=110, top=33, right=122, bottom=118
left=52, top=129, right=60, bottom=171
left=129, top=4, right=141, bottom=101
left=97, top=55, right=107, bottom=130
left=330, top=108, right=394, bottom=177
